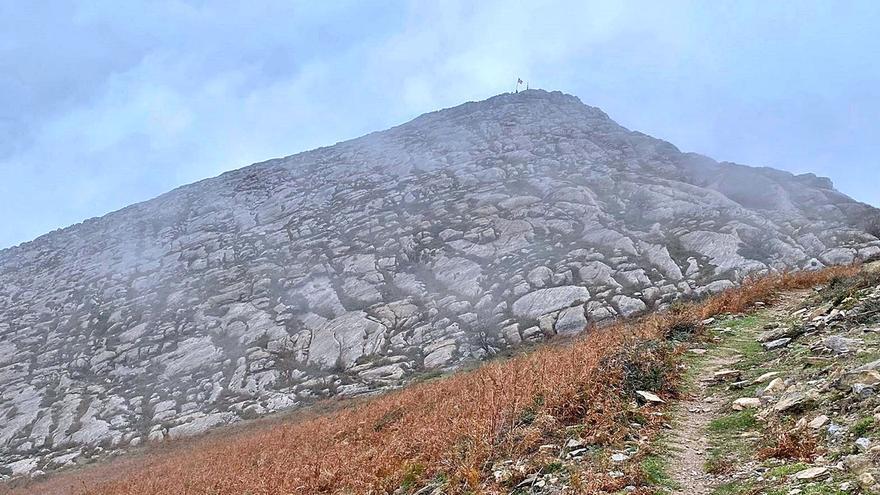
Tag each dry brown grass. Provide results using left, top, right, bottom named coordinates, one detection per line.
left=758, top=426, right=820, bottom=462
left=4, top=265, right=857, bottom=495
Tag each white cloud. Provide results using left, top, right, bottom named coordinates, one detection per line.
left=1, top=0, right=878, bottom=248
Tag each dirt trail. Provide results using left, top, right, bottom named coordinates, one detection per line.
left=666, top=354, right=734, bottom=495
left=665, top=291, right=809, bottom=494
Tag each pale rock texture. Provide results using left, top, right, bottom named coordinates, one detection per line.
left=1, top=90, right=878, bottom=476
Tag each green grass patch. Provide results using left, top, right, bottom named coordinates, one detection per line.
left=708, top=313, right=774, bottom=371
left=766, top=461, right=808, bottom=478
left=541, top=461, right=564, bottom=474
left=727, top=341, right=770, bottom=374
left=764, top=483, right=849, bottom=495
left=799, top=484, right=850, bottom=495
left=711, top=480, right=755, bottom=495
left=680, top=350, right=709, bottom=392
left=641, top=455, right=679, bottom=490
left=851, top=416, right=876, bottom=437
left=721, top=314, right=763, bottom=330
left=705, top=410, right=760, bottom=477
left=516, top=395, right=545, bottom=426
left=708, top=410, right=758, bottom=434
left=400, top=463, right=425, bottom=491
left=716, top=314, right=768, bottom=337
left=854, top=351, right=880, bottom=367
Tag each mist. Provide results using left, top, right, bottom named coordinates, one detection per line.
left=2, top=1, right=879, bottom=250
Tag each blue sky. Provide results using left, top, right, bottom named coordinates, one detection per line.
left=1, top=1, right=878, bottom=249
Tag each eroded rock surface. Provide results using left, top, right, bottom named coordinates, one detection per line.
left=1, top=90, right=878, bottom=476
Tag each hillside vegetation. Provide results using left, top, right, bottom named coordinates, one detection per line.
left=661, top=260, right=880, bottom=494
left=4, top=265, right=868, bottom=495
left=3, top=91, right=879, bottom=475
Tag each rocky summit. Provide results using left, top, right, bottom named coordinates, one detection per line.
left=1, top=90, right=878, bottom=478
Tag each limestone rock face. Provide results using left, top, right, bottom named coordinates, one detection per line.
left=1, top=89, right=878, bottom=475
left=512, top=286, right=591, bottom=319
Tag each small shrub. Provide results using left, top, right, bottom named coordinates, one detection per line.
left=374, top=407, right=404, bottom=431
left=851, top=297, right=880, bottom=325
left=516, top=395, right=544, bottom=426
left=666, top=321, right=699, bottom=341
left=851, top=416, right=876, bottom=437
left=758, top=426, right=818, bottom=461
left=705, top=448, right=735, bottom=475
left=819, top=269, right=880, bottom=307
left=619, top=341, right=678, bottom=395
left=541, top=461, right=564, bottom=474
left=400, top=463, right=425, bottom=491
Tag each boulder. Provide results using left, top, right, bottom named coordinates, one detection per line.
left=636, top=391, right=665, bottom=404
left=713, top=369, right=742, bottom=382
left=822, top=335, right=862, bottom=355
left=732, top=398, right=761, bottom=410
left=757, top=326, right=804, bottom=343
left=554, top=306, right=588, bottom=337
left=526, top=267, right=553, bottom=288
left=763, top=338, right=791, bottom=350
left=773, top=391, right=815, bottom=414
left=612, top=295, right=647, bottom=318
left=808, top=415, right=829, bottom=429
left=793, top=466, right=829, bottom=480
left=512, top=286, right=591, bottom=320
left=752, top=372, right=781, bottom=384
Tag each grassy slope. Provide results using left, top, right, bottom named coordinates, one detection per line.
left=664, top=266, right=880, bottom=495
left=2, top=267, right=859, bottom=495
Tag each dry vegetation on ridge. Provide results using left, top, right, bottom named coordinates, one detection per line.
left=4, top=266, right=860, bottom=495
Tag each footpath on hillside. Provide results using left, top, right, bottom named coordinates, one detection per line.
left=658, top=266, right=880, bottom=495
left=4, top=265, right=878, bottom=495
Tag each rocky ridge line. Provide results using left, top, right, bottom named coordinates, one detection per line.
left=1, top=90, right=878, bottom=479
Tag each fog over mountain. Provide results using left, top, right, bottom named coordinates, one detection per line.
left=1, top=90, right=878, bottom=478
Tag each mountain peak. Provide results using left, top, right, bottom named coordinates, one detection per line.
left=488, top=88, right=585, bottom=105
left=410, top=88, right=609, bottom=127
left=1, top=90, right=878, bottom=480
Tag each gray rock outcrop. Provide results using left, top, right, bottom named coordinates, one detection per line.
left=1, top=90, right=878, bottom=477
